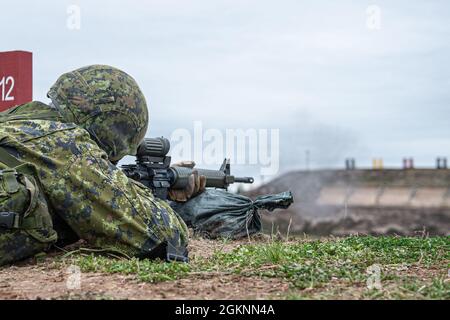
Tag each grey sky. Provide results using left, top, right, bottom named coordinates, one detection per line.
left=2, top=0, right=450, bottom=180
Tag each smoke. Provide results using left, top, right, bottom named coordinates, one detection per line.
left=276, top=112, right=362, bottom=172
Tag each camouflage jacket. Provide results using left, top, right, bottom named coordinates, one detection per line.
left=0, top=101, right=188, bottom=258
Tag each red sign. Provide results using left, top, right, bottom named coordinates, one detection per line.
left=0, top=51, right=33, bottom=111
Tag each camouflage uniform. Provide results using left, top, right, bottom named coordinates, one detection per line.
left=0, top=65, right=188, bottom=264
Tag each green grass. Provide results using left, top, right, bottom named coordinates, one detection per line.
left=67, top=253, right=191, bottom=283
left=62, top=236, right=450, bottom=300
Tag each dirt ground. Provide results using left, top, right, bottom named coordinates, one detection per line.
left=0, top=266, right=289, bottom=300
left=0, top=236, right=447, bottom=300
left=0, top=238, right=290, bottom=300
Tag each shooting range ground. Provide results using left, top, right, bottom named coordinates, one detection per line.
left=248, top=169, right=450, bottom=236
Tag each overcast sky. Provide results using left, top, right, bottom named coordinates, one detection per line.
left=2, top=0, right=450, bottom=181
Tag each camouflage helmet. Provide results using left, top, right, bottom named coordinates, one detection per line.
left=47, top=65, right=148, bottom=162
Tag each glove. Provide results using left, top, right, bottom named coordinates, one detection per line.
left=168, top=161, right=206, bottom=202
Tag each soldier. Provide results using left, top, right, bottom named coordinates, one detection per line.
left=0, top=65, right=204, bottom=265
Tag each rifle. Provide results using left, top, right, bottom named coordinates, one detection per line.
left=121, top=137, right=254, bottom=200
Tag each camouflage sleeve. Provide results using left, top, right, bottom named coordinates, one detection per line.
left=26, top=127, right=188, bottom=258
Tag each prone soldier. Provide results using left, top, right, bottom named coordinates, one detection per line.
left=0, top=65, right=205, bottom=265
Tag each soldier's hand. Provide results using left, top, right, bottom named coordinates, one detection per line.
left=168, top=161, right=206, bottom=202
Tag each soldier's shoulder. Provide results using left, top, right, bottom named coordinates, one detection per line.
left=1, top=111, right=88, bottom=143
left=3, top=101, right=52, bottom=115
left=16, top=121, right=103, bottom=161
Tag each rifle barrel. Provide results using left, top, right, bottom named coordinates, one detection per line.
left=234, top=177, right=254, bottom=184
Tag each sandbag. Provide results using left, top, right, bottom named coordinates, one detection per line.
left=171, top=189, right=293, bottom=239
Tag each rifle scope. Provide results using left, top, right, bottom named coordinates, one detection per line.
left=137, top=137, right=171, bottom=158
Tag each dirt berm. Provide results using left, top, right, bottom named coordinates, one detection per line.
left=246, top=169, right=450, bottom=236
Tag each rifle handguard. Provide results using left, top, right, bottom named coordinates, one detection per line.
left=170, top=166, right=254, bottom=189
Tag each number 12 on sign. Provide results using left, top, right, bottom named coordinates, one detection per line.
left=0, top=76, right=15, bottom=101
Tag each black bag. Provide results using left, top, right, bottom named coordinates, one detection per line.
left=171, top=189, right=293, bottom=239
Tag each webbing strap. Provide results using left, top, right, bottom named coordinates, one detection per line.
left=166, top=230, right=189, bottom=263
left=0, top=146, right=22, bottom=168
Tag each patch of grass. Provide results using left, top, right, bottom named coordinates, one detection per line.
left=389, top=276, right=450, bottom=299
left=205, top=236, right=449, bottom=290
left=67, top=255, right=191, bottom=283
left=62, top=236, right=449, bottom=299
